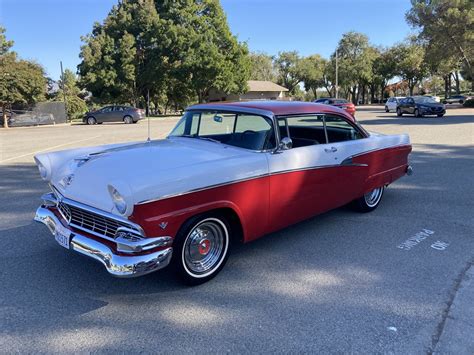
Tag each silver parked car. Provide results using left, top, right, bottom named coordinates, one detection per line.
left=83, top=106, right=144, bottom=125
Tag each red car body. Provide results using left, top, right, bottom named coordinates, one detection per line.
left=314, top=98, right=356, bottom=117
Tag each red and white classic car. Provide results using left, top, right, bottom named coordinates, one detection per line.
left=34, top=101, right=412, bottom=284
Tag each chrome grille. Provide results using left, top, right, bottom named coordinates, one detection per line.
left=57, top=200, right=140, bottom=239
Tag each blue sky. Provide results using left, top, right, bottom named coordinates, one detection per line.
left=0, top=0, right=413, bottom=80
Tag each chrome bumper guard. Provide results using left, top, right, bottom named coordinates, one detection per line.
left=35, top=203, right=173, bottom=278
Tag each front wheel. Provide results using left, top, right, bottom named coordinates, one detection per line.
left=396, top=108, right=403, bottom=116
left=86, top=116, right=97, bottom=125
left=353, top=187, right=384, bottom=213
left=385, top=106, right=389, bottom=113
left=414, top=109, right=422, bottom=117
left=173, top=214, right=231, bottom=285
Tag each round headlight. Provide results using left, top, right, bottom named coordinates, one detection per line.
left=38, top=162, right=48, bottom=179
left=108, top=185, right=127, bottom=215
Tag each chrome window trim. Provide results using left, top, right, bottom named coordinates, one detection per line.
left=168, top=108, right=278, bottom=153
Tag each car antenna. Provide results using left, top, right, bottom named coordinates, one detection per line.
left=146, top=89, right=151, bottom=142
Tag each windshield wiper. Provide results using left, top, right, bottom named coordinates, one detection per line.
left=179, top=135, right=221, bottom=144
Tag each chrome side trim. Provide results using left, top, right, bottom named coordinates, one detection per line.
left=136, top=173, right=270, bottom=205
left=35, top=206, right=173, bottom=278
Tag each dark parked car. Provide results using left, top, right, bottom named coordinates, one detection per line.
left=314, top=98, right=356, bottom=117
left=84, top=106, right=144, bottom=125
left=443, top=95, right=466, bottom=104
left=396, top=96, right=446, bottom=117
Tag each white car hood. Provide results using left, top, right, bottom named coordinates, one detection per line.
left=35, top=138, right=267, bottom=216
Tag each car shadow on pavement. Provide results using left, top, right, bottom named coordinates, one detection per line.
left=0, top=143, right=473, bottom=352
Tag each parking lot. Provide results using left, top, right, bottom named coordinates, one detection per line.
left=0, top=105, right=473, bottom=353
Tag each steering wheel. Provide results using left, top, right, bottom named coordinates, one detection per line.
left=241, top=130, right=257, bottom=140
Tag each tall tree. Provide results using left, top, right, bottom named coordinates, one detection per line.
left=55, top=69, right=88, bottom=120
left=300, top=54, right=326, bottom=98
left=372, top=46, right=398, bottom=101
left=333, top=32, right=376, bottom=104
left=249, top=52, right=276, bottom=82
left=406, top=0, right=474, bottom=91
left=393, top=38, right=428, bottom=96
left=0, top=26, right=47, bottom=128
left=274, top=51, right=302, bottom=95
left=79, top=0, right=250, bottom=107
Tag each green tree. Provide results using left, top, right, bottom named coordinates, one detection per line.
left=274, top=51, right=302, bottom=95
left=0, top=26, right=47, bottom=128
left=406, top=0, right=474, bottom=91
left=249, top=52, right=276, bottom=82
left=372, top=46, right=398, bottom=101
left=56, top=69, right=88, bottom=120
left=333, top=32, right=377, bottom=104
left=300, top=54, right=326, bottom=99
left=79, top=0, right=250, bottom=108
left=393, top=38, right=428, bottom=96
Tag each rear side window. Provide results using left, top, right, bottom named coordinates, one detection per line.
left=324, top=115, right=364, bottom=142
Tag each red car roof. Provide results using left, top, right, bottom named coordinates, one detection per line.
left=188, top=101, right=355, bottom=122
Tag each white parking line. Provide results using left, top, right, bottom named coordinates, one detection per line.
left=0, top=135, right=101, bottom=164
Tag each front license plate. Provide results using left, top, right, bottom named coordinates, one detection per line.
left=55, top=223, right=71, bottom=249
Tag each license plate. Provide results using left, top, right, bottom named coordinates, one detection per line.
left=55, top=223, right=71, bottom=249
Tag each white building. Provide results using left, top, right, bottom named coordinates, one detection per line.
left=207, top=80, right=289, bottom=102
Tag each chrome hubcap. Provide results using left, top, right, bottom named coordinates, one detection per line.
left=364, top=187, right=383, bottom=207
left=183, top=219, right=227, bottom=276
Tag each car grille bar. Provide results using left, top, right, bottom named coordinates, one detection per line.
left=57, top=200, right=141, bottom=240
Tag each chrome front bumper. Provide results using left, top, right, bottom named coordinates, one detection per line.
left=34, top=206, right=173, bottom=278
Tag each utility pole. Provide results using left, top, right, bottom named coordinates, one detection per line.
left=60, top=61, right=68, bottom=122
left=335, top=49, right=339, bottom=99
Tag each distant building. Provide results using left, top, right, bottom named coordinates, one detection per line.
left=207, top=80, right=289, bottom=102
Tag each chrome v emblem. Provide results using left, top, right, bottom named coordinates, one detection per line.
left=159, top=222, right=168, bottom=230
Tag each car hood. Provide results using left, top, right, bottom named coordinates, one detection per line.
left=34, top=138, right=267, bottom=216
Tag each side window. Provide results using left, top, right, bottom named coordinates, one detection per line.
left=115, top=106, right=125, bottom=112
left=101, top=106, right=112, bottom=113
left=279, top=115, right=326, bottom=147
left=324, top=115, right=364, bottom=143
left=234, top=114, right=275, bottom=150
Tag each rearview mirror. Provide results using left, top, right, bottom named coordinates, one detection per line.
left=213, top=115, right=223, bottom=123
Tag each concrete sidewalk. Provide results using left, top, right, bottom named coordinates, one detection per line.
left=434, top=264, right=474, bottom=354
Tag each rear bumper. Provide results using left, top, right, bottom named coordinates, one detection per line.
left=34, top=206, right=172, bottom=277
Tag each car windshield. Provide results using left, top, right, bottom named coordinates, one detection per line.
left=413, top=97, right=436, bottom=104
left=169, top=111, right=275, bottom=151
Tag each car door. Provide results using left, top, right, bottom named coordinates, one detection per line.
left=266, top=114, right=368, bottom=233
left=406, top=98, right=415, bottom=114
left=98, top=106, right=114, bottom=122
left=112, top=106, right=125, bottom=122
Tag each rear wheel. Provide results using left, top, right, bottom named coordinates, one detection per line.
left=353, top=187, right=384, bottom=213
left=173, top=213, right=231, bottom=285
left=385, top=106, right=389, bottom=113
left=396, top=108, right=403, bottom=116
left=123, top=115, right=133, bottom=124
left=86, top=116, right=97, bottom=125
left=414, top=108, right=422, bottom=117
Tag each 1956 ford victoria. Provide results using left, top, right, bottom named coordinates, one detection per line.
left=34, top=101, right=412, bottom=284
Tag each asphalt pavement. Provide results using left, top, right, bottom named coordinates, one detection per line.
left=0, top=105, right=473, bottom=353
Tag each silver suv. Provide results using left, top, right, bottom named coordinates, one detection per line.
left=83, top=106, right=144, bottom=125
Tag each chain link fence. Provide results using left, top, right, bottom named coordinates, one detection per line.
left=1, top=101, right=67, bottom=127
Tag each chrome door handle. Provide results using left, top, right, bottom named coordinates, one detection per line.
left=324, top=147, right=337, bottom=153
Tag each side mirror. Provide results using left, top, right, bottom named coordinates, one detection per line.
left=279, top=137, right=293, bottom=150
left=213, top=115, right=223, bottom=123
